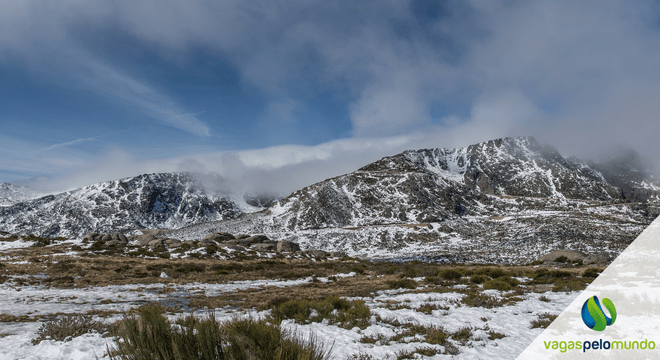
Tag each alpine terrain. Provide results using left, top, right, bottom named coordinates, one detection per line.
left=1, top=136, right=658, bottom=264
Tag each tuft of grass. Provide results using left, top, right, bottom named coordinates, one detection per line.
left=31, top=314, right=108, bottom=345
left=451, top=326, right=473, bottom=343
left=487, top=330, right=506, bottom=340
left=461, top=292, right=504, bottom=309
left=346, top=352, right=377, bottom=360
left=554, top=255, right=569, bottom=263
left=416, top=303, right=443, bottom=315
left=110, top=304, right=332, bottom=360
left=539, top=295, right=551, bottom=302
left=530, top=313, right=558, bottom=329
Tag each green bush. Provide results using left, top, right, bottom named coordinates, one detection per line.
left=474, top=268, right=507, bottom=279
left=554, top=256, right=568, bottom=263
left=350, top=265, right=366, bottom=274
left=399, top=267, right=417, bottom=278
left=110, top=305, right=331, bottom=360
left=269, top=295, right=371, bottom=330
left=469, top=275, right=488, bottom=284
left=552, top=279, right=586, bottom=292
left=483, top=279, right=512, bottom=291
left=386, top=279, right=417, bottom=289
left=438, top=269, right=462, bottom=280
left=582, top=268, right=602, bottom=278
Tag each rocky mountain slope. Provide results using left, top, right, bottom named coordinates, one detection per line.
left=169, top=137, right=659, bottom=263
left=0, top=173, right=241, bottom=237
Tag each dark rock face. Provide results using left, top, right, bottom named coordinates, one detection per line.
left=0, top=173, right=241, bottom=238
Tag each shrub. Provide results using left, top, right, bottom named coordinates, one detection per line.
left=582, top=268, right=602, bottom=278
left=439, top=269, right=462, bottom=280
left=554, top=256, right=569, bottom=263
left=350, top=265, right=365, bottom=274
left=483, top=276, right=518, bottom=291
left=552, top=279, right=586, bottom=292
left=451, top=326, right=473, bottom=342
left=474, top=268, right=507, bottom=279
left=399, top=267, right=417, bottom=278
left=175, top=263, right=206, bottom=274
left=461, top=292, right=504, bottom=309
left=31, top=314, right=108, bottom=344
left=110, top=305, right=331, bottom=360
left=386, top=279, right=417, bottom=289
left=530, top=313, right=558, bottom=329
left=269, top=295, right=371, bottom=330
left=551, top=270, right=572, bottom=278
left=487, top=330, right=506, bottom=340
left=470, top=275, right=488, bottom=284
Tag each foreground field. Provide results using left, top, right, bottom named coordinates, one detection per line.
left=0, top=234, right=600, bottom=359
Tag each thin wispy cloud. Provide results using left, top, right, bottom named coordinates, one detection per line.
left=77, top=57, right=211, bottom=137
left=39, top=129, right=131, bottom=152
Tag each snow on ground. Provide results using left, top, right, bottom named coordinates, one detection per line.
left=0, top=273, right=580, bottom=360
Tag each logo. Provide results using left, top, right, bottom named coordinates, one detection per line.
left=581, top=295, right=617, bottom=331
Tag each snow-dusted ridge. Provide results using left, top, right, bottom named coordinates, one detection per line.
left=0, top=173, right=243, bottom=238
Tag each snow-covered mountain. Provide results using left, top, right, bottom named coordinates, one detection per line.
left=0, top=173, right=242, bottom=237
left=170, top=137, right=659, bottom=263
left=0, top=183, right=40, bottom=206
left=1, top=136, right=658, bottom=263
left=255, top=136, right=653, bottom=231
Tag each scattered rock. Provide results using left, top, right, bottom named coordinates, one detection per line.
left=136, top=234, right=158, bottom=246
left=164, top=238, right=182, bottom=247
left=147, top=239, right=165, bottom=248
left=277, top=241, right=300, bottom=253
left=584, top=252, right=612, bottom=264
left=202, top=232, right=234, bottom=242
left=328, top=251, right=347, bottom=258
left=83, top=233, right=98, bottom=242
left=252, top=243, right=276, bottom=252
left=101, top=234, right=111, bottom=242
left=199, top=239, right=217, bottom=247
left=308, top=250, right=327, bottom=258
left=539, top=250, right=586, bottom=263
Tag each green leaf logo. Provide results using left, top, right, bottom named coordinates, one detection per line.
left=581, top=295, right=616, bottom=331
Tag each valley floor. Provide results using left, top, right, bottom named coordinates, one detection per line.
left=0, top=235, right=599, bottom=359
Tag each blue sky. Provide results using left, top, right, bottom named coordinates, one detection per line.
left=2, top=0, right=660, bottom=195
